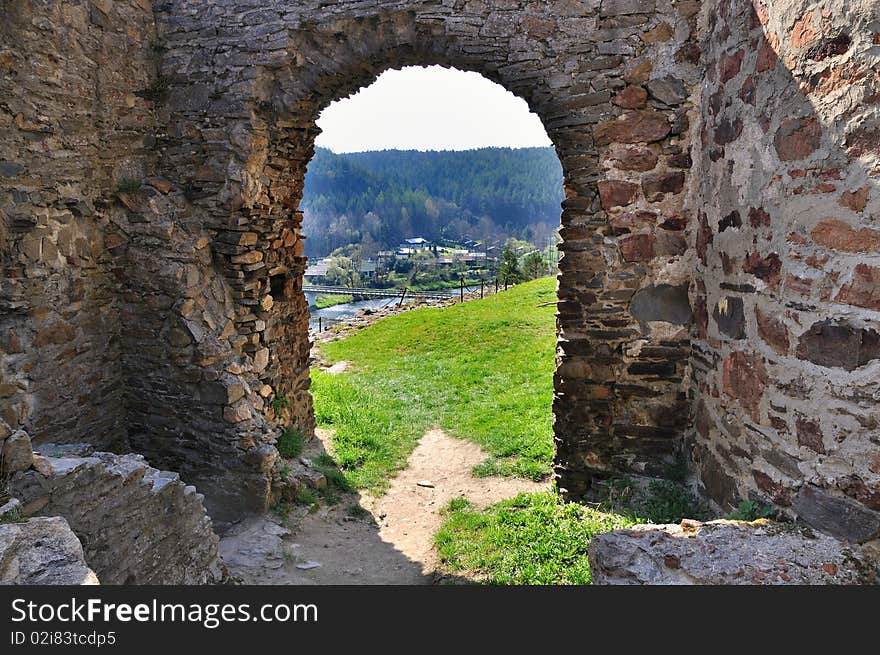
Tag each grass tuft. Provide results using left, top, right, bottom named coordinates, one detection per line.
left=314, top=294, right=354, bottom=309
left=435, top=491, right=636, bottom=585
left=594, top=476, right=710, bottom=524
left=277, top=428, right=305, bottom=459
left=115, top=178, right=142, bottom=195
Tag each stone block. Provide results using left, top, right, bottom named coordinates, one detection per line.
left=629, top=284, right=692, bottom=324
left=589, top=520, right=879, bottom=584
left=1, top=430, right=33, bottom=475
left=0, top=517, right=99, bottom=585
left=795, top=321, right=880, bottom=371
left=793, top=486, right=880, bottom=543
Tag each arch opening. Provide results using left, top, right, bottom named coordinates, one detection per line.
left=129, top=4, right=702, bottom=521
left=298, top=65, right=564, bottom=494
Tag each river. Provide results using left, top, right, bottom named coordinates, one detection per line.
left=305, top=287, right=481, bottom=331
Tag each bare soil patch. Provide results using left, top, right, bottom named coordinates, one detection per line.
left=220, top=428, right=547, bottom=584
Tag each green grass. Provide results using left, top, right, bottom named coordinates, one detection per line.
left=726, top=500, right=774, bottom=521
left=311, top=277, right=556, bottom=492
left=277, top=428, right=305, bottom=459
left=594, top=477, right=711, bottom=525
left=435, top=492, right=637, bottom=585
left=314, top=294, right=353, bottom=309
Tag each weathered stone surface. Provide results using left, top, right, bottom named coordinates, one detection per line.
left=743, top=251, right=782, bottom=287
left=646, top=76, right=688, bottom=105
left=619, top=233, right=655, bottom=262
left=774, top=117, right=822, bottom=161
left=796, top=418, right=825, bottom=454
left=594, top=111, right=671, bottom=145
left=642, top=21, right=673, bottom=43
left=688, top=0, right=880, bottom=533
left=629, top=284, right=692, bottom=324
left=712, top=296, right=745, bottom=339
left=612, top=146, right=658, bottom=171
left=598, top=179, right=640, bottom=209
left=0, top=517, right=99, bottom=585
left=795, top=321, right=880, bottom=371
left=589, top=520, right=879, bottom=584
left=10, top=446, right=223, bottom=584
left=748, top=207, right=771, bottom=228
left=718, top=49, right=744, bottom=84
left=654, top=229, right=687, bottom=255
left=722, top=351, right=767, bottom=419
left=838, top=186, right=870, bottom=212
left=755, top=308, right=790, bottom=354
left=791, top=11, right=819, bottom=49
left=714, top=115, right=743, bottom=144
left=600, top=0, right=655, bottom=16
left=642, top=171, right=685, bottom=199
left=793, top=486, right=880, bottom=543
left=836, top=264, right=880, bottom=310
left=718, top=210, right=742, bottom=232
left=0, top=498, right=22, bottom=521
left=1, top=430, right=33, bottom=475
left=33, top=322, right=75, bottom=347
left=611, top=85, right=648, bottom=109
left=219, top=516, right=290, bottom=583
left=812, top=219, right=880, bottom=252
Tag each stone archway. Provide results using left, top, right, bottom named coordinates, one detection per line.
left=121, top=0, right=703, bottom=519
left=4, top=0, right=880, bottom=549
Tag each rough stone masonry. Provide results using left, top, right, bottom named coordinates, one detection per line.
left=1, top=0, right=879, bottom=550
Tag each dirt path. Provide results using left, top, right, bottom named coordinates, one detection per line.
left=362, top=429, right=547, bottom=576
left=220, top=429, right=547, bottom=584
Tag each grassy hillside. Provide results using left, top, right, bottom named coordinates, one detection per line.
left=311, top=276, right=557, bottom=492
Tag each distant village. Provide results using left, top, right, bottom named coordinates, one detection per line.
left=304, top=237, right=493, bottom=286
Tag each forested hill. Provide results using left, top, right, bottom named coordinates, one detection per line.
left=300, top=147, right=564, bottom=257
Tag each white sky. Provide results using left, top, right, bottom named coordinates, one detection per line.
left=314, top=65, right=552, bottom=153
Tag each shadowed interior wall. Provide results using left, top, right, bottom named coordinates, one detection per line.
left=0, top=1, right=158, bottom=452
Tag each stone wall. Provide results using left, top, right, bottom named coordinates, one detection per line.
left=9, top=443, right=223, bottom=584
left=150, top=0, right=703, bottom=514
left=2, top=0, right=879, bottom=544
left=0, top=0, right=158, bottom=452
left=689, top=0, right=880, bottom=540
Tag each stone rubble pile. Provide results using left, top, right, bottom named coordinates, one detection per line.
left=7, top=439, right=224, bottom=584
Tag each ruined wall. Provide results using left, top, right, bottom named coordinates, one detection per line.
left=4, top=0, right=878, bottom=539
left=0, top=1, right=160, bottom=450
left=10, top=443, right=223, bottom=584
left=691, top=0, right=880, bottom=541
left=151, top=0, right=703, bottom=514
left=558, top=0, right=702, bottom=489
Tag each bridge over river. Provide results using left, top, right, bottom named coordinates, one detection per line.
left=303, top=285, right=456, bottom=302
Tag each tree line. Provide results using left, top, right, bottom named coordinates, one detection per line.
left=301, top=147, right=564, bottom=257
